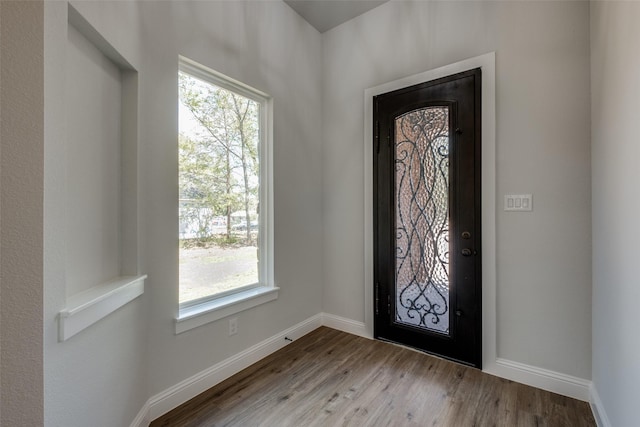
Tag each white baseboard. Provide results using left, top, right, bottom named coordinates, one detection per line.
left=133, top=313, right=323, bottom=426
left=133, top=312, right=365, bottom=426
left=320, top=313, right=595, bottom=406
left=589, top=383, right=612, bottom=427
left=130, top=401, right=150, bottom=427
left=132, top=312, right=596, bottom=427
left=483, top=358, right=591, bottom=402
left=321, top=313, right=370, bottom=339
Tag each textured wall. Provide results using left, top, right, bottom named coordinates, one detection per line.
left=3, top=1, right=608, bottom=424
left=0, top=1, right=45, bottom=425
left=591, top=2, right=640, bottom=425
left=322, top=0, right=592, bottom=379
left=41, top=1, right=323, bottom=424
left=43, top=2, right=149, bottom=426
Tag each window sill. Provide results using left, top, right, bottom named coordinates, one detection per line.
left=175, top=286, right=279, bottom=334
left=58, top=275, right=146, bottom=342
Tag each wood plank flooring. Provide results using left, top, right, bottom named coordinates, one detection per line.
left=150, top=327, right=596, bottom=427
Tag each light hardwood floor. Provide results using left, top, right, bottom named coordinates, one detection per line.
left=151, top=327, right=596, bottom=426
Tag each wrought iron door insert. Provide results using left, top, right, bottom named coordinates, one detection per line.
left=395, top=106, right=451, bottom=334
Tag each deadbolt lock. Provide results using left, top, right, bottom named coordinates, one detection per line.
left=461, top=231, right=471, bottom=239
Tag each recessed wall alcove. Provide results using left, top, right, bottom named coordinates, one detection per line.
left=58, top=5, right=145, bottom=342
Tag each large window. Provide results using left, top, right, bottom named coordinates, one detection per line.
left=178, top=57, right=272, bottom=313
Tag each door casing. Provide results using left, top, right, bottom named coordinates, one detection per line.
left=362, top=53, right=496, bottom=371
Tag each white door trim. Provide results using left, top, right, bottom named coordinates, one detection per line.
left=363, top=52, right=497, bottom=368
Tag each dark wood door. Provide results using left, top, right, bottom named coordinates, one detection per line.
left=373, top=69, right=481, bottom=368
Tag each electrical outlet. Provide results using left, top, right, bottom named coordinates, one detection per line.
left=228, top=317, right=238, bottom=336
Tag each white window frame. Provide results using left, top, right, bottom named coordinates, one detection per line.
left=176, top=56, right=276, bottom=334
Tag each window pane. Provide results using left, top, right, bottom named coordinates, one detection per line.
left=178, top=71, right=260, bottom=304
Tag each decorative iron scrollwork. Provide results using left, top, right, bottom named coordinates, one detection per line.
left=395, top=107, right=450, bottom=333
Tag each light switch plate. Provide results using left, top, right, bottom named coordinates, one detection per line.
left=504, top=194, right=532, bottom=211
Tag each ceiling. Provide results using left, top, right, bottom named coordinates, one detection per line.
left=284, top=0, right=389, bottom=33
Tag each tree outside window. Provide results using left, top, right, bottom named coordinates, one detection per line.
left=178, top=69, right=262, bottom=304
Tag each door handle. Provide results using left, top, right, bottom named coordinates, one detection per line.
left=461, top=248, right=472, bottom=256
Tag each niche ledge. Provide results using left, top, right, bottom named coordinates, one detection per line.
left=58, top=275, right=146, bottom=342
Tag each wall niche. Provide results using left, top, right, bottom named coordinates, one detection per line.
left=58, top=5, right=145, bottom=342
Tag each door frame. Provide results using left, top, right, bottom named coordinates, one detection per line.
left=363, top=52, right=496, bottom=370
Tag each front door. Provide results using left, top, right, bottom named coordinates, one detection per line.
left=373, top=69, right=482, bottom=368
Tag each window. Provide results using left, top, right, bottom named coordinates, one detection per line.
left=177, top=57, right=274, bottom=330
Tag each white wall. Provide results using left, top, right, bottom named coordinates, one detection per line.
left=322, top=0, right=592, bottom=379
left=65, top=23, right=122, bottom=297
left=41, top=1, right=323, bottom=425
left=137, top=0, right=323, bottom=399
left=43, top=1, right=323, bottom=425
left=591, top=2, right=640, bottom=425
left=4, top=0, right=605, bottom=424
left=0, top=1, right=45, bottom=425
left=44, top=2, right=148, bottom=426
